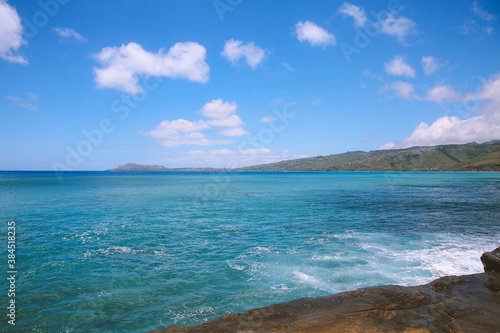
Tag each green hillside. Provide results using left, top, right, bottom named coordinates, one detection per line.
left=107, top=163, right=170, bottom=171
left=236, top=141, right=500, bottom=172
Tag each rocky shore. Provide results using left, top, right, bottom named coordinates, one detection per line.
left=149, top=247, right=500, bottom=333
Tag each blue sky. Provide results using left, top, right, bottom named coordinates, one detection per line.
left=1, top=0, right=499, bottom=170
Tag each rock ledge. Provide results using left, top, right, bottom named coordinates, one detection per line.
left=149, top=247, right=500, bottom=333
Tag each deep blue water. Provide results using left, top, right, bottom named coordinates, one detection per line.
left=1, top=171, right=499, bottom=332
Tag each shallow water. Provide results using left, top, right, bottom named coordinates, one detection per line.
left=1, top=171, right=499, bottom=332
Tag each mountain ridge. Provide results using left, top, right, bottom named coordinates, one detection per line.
left=107, top=140, right=500, bottom=172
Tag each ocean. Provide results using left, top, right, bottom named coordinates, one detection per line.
left=1, top=171, right=499, bottom=332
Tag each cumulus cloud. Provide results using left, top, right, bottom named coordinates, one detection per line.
left=422, top=56, right=447, bottom=75
left=93, top=42, right=209, bottom=94
left=295, top=21, right=336, bottom=47
left=391, top=81, right=415, bottom=100
left=200, top=98, right=237, bottom=119
left=381, top=73, right=500, bottom=149
left=379, top=13, right=416, bottom=42
left=422, top=85, right=461, bottom=104
left=221, top=39, right=266, bottom=69
left=0, top=0, right=27, bottom=64
left=53, top=27, right=87, bottom=43
left=339, top=3, right=367, bottom=27
left=143, top=99, right=248, bottom=147
left=473, top=1, right=496, bottom=21
left=385, top=56, right=416, bottom=78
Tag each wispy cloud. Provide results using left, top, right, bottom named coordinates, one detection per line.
left=260, top=116, right=275, bottom=123
left=269, top=98, right=297, bottom=107
left=339, top=2, right=367, bottom=28
left=6, top=93, right=39, bottom=111
left=93, top=42, right=209, bottom=94
left=0, top=0, right=27, bottom=64
left=295, top=21, right=336, bottom=47
left=473, top=1, right=496, bottom=21
left=221, top=39, right=266, bottom=69
left=422, top=56, right=447, bottom=75
left=53, top=27, right=87, bottom=43
left=281, top=62, right=294, bottom=71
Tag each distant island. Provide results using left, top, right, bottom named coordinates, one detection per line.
left=106, top=163, right=225, bottom=172
left=107, top=140, right=500, bottom=172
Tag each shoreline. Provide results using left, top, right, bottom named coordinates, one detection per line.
left=149, top=247, right=500, bottom=333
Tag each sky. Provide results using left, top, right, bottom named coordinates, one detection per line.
left=1, top=0, right=499, bottom=170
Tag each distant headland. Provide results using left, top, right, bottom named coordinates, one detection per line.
left=107, top=140, right=500, bottom=172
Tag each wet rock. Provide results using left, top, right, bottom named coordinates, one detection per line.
left=481, top=246, right=500, bottom=275
left=149, top=249, right=500, bottom=333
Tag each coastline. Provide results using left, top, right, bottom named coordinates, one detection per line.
left=149, top=247, right=500, bottom=333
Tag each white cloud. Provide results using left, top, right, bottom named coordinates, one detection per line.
left=260, top=116, right=275, bottom=123
left=200, top=98, right=237, bottom=119
left=144, top=121, right=232, bottom=147
left=93, top=42, right=209, bottom=94
left=381, top=73, right=500, bottom=149
left=391, top=81, right=415, bottom=100
left=53, top=27, right=87, bottom=43
left=379, top=13, right=416, bottom=42
left=160, top=148, right=306, bottom=168
left=295, top=21, right=336, bottom=47
left=240, top=148, right=271, bottom=155
left=144, top=99, right=248, bottom=147
left=339, top=3, right=367, bottom=27
left=0, top=0, right=27, bottom=64
left=146, top=119, right=210, bottom=138
left=379, top=142, right=396, bottom=150
left=385, top=56, right=416, bottom=78
left=219, top=128, right=250, bottom=137
left=208, top=115, right=244, bottom=128
left=221, top=39, right=266, bottom=69
left=473, top=1, right=496, bottom=21
left=422, top=85, right=461, bottom=104
left=422, top=56, right=447, bottom=75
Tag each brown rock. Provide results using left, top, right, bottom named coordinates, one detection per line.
left=148, top=250, right=500, bottom=333
left=481, top=246, right=500, bottom=275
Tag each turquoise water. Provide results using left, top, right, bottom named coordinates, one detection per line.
left=1, top=171, right=499, bottom=332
